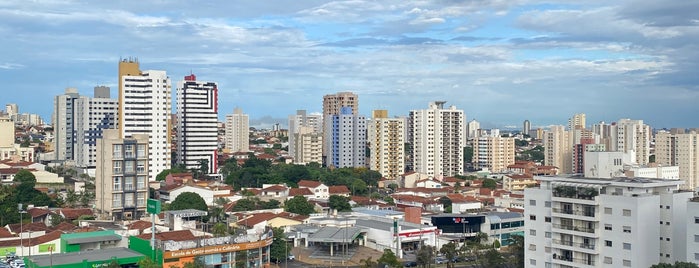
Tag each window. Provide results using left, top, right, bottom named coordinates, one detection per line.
left=545, top=232, right=551, bottom=238
left=545, top=217, right=551, bottom=223
left=545, top=201, right=551, bottom=207
left=112, top=193, right=122, bottom=208
left=113, top=176, right=121, bottom=191
left=666, top=222, right=671, bottom=225
left=695, top=217, right=699, bottom=224
left=530, top=200, right=536, bottom=206
left=694, top=235, right=699, bottom=243
left=530, top=259, right=536, bottom=265
left=125, top=144, right=134, bottom=158
left=605, top=224, right=612, bottom=231
left=125, top=161, right=134, bottom=173
left=604, top=257, right=612, bottom=264
left=665, top=254, right=670, bottom=258
left=124, top=177, right=134, bottom=191
left=623, top=243, right=631, bottom=250
left=113, top=161, right=122, bottom=173
left=605, top=240, right=612, bottom=247
left=530, top=229, right=536, bottom=236
left=604, top=207, right=612, bottom=214
left=113, top=144, right=122, bottom=158
left=137, top=192, right=145, bottom=206
left=623, top=226, right=631, bottom=233
left=545, top=247, right=551, bottom=253
left=529, top=244, right=536, bottom=251
left=530, top=215, right=536, bottom=221
left=137, top=176, right=146, bottom=190
left=623, top=209, right=631, bottom=216
left=137, top=160, right=146, bottom=173
left=124, top=193, right=134, bottom=207
left=695, top=253, right=699, bottom=261
left=623, top=260, right=631, bottom=267
left=137, top=144, right=146, bottom=157
left=666, top=205, right=670, bottom=209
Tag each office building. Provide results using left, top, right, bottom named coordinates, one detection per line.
left=473, top=129, right=515, bottom=173
left=52, top=88, right=80, bottom=161
left=288, top=110, right=322, bottom=163
left=544, top=125, right=573, bottom=174
left=322, top=92, right=358, bottom=166
left=176, top=74, right=218, bottom=174
left=330, top=107, right=366, bottom=168
left=523, top=120, right=531, bottom=136
left=95, top=129, right=149, bottom=220
left=656, top=129, right=699, bottom=190
left=225, top=108, right=249, bottom=153
left=74, top=87, right=119, bottom=168
left=409, top=101, right=465, bottom=177
left=368, top=110, right=405, bottom=179
left=118, top=58, right=171, bottom=181
left=610, top=119, right=651, bottom=165
left=525, top=176, right=693, bottom=267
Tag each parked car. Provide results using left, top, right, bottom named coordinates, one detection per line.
left=403, top=261, right=417, bottom=267
left=287, top=254, right=295, bottom=261
left=435, top=257, right=449, bottom=264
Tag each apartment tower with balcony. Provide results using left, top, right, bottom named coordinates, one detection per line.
left=409, top=101, right=465, bottom=177
left=176, top=74, right=219, bottom=174
left=368, top=110, right=405, bottom=179
left=225, top=108, right=249, bottom=153
left=322, top=92, right=358, bottom=166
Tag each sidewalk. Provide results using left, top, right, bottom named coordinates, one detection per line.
left=292, top=246, right=385, bottom=266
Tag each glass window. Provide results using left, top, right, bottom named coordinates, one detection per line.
left=125, top=193, right=134, bottom=207
left=113, top=176, right=121, bottom=191
left=113, top=145, right=122, bottom=158
left=623, top=226, right=631, bottom=233
left=125, top=161, right=134, bottom=173
left=694, top=235, right=699, bottom=243
left=605, top=240, right=612, bottom=247
left=137, top=176, right=146, bottom=190
left=137, top=192, right=145, bottom=206
left=544, top=201, right=551, bottom=207
left=545, top=232, right=551, bottom=238
left=605, top=224, right=612, bottom=231
left=604, top=207, right=612, bottom=214
left=112, top=194, right=122, bottom=208
left=137, top=144, right=146, bottom=157
left=604, top=257, right=612, bottom=264
left=529, top=200, right=536, bottom=206
left=530, top=259, right=536, bottom=265
left=623, top=243, right=631, bottom=250
left=125, top=177, right=134, bottom=191
left=545, top=217, right=551, bottom=223
left=113, top=161, right=122, bottom=173
left=125, top=144, right=134, bottom=158
left=530, top=229, right=536, bottom=236
left=623, top=260, right=631, bottom=267
left=623, top=209, right=631, bottom=216
left=137, top=160, right=146, bottom=174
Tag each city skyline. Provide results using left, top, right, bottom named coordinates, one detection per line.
left=2, top=1, right=698, bottom=128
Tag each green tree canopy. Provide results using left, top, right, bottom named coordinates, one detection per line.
left=14, top=169, right=36, bottom=185
left=440, top=242, right=458, bottom=268
left=416, top=245, right=435, bottom=268
left=284, top=196, right=315, bottom=215
left=169, top=192, right=208, bottom=212
left=377, top=249, right=402, bottom=268
left=156, top=165, right=187, bottom=181
left=329, top=195, right=352, bottom=212
left=482, top=178, right=497, bottom=190
left=269, top=227, right=288, bottom=263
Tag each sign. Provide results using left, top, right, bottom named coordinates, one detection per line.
left=38, top=244, right=56, bottom=253
left=147, top=199, right=161, bottom=214
left=163, top=238, right=273, bottom=259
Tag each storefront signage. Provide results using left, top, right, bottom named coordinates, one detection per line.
left=163, top=238, right=273, bottom=259
left=452, top=217, right=469, bottom=224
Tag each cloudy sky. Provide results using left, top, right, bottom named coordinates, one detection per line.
left=1, top=0, right=698, bottom=129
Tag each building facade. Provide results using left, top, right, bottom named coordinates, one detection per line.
left=655, top=129, right=699, bottom=190
left=95, top=129, right=149, bottom=220
left=409, top=101, right=465, bottom=177
left=611, top=119, right=651, bottom=165
left=322, top=92, right=358, bottom=166
left=368, top=110, right=405, bottom=179
left=544, top=125, right=573, bottom=174
left=330, top=107, right=366, bottom=168
left=176, top=74, right=218, bottom=174
left=74, top=87, right=119, bottom=168
left=118, top=59, right=171, bottom=181
left=473, top=129, right=515, bottom=173
left=53, top=88, right=80, bottom=161
left=225, top=108, right=249, bottom=153
left=524, top=176, right=693, bottom=267
left=288, top=110, right=322, bottom=164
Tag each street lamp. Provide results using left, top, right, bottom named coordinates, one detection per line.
left=19, top=204, right=27, bottom=257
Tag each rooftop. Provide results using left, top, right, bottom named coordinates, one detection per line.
left=307, top=226, right=364, bottom=243
left=25, top=247, right=143, bottom=267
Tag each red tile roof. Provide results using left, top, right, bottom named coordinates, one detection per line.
left=51, top=222, right=77, bottom=232
left=28, top=207, right=51, bottom=218
left=298, top=180, right=322, bottom=188
left=128, top=220, right=153, bottom=231
left=262, top=185, right=288, bottom=192
left=237, top=212, right=277, bottom=228
left=0, top=228, right=13, bottom=238
left=57, top=208, right=94, bottom=220
left=288, top=188, right=313, bottom=196
left=8, top=222, right=50, bottom=234
left=137, top=230, right=200, bottom=242
left=328, top=185, right=350, bottom=194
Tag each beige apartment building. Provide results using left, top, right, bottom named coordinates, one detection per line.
left=409, top=101, right=465, bottom=177
left=655, top=129, right=699, bottom=189
left=368, top=110, right=405, bottom=179
left=544, top=125, right=573, bottom=174
left=95, top=129, right=149, bottom=220
left=225, top=108, right=249, bottom=153
left=292, top=126, right=323, bottom=165
left=473, top=129, right=515, bottom=173
left=322, top=91, right=358, bottom=166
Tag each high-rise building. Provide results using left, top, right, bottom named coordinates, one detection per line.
left=53, top=88, right=80, bottom=161
left=568, top=113, right=586, bottom=130
left=473, top=129, right=515, bottom=173
left=409, top=101, right=465, bottom=177
left=544, top=125, right=573, bottom=174
left=291, top=126, right=323, bottom=165
left=288, top=110, right=322, bottom=163
left=655, top=129, right=699, bottom=190
left=330, top=107, right=366, bottom=168
left=525, top=176, right=693, bottom=267
left=5, top=104, right=18, bottom=118
left=368, top=110, right=405, bottom=179
left=610, top=119, right=651, bottom=165
left=467, top=119, right=481, bottom=140
left=322, top=92, right=358, bottom=166
left=74, top=87, right=119, bottom=168
left=95, top=129, right=149, bottom=220
left=0, top=117, right=13, bottom=148
left=523, top=120, right=531, bottom=136
left=118, top=58, right=171, bottom=181
left=225, top=108, right=249, bottom=153
left=176, top=74, right=219, bottom=174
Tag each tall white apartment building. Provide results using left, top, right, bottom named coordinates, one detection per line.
left=5, top=104, right=18, bottom=118
left=473, top=129, right=515, bottom=173
left=467, top=119, right=480, bottom=140
left=685, top=198, right=699, bottom=264
left=53, top=88, right=80, bottom=161
left=655, top=129, right=699, bottom=190
left=322, top=92, right=358, bottom=166
left=525, top=176, right=693, bottom=267
left=330, top=107, right=366, bottom=168
left=568, top=113, right=586, bottom=130
left=610, top=119, right=651, bottom=165
left=409, top=101, right=465, bottom=177
left=368, top=110, right=405, bottom=179
left=118, top=59, right=171, bottom=181
left=544, top=125, right=573, bottom=174
left=176, top=74, right=219, bottom=174
left=95, top=129, right=149, bottom=220
left=74, top=86, right=118, bottom=168
left=225, top=108, right=249, bottom=153
left=291, top=126, right=323, bottom=165
left=288, top=110, right=322, bottom=163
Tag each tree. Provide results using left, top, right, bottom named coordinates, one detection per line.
left=106, top=260, right=120, bottom=268
left=284, top=196, right=315, bottom=215
left=483, top=248, right=505, bottom=268
left=170, top=192, right=208, bottom=212
left=14, top=169, right=36, bottom=186
left=182, top=258, right=206, bottom=268
left=49, top=214, right=64, bottom=227
left=231, top=198, right=257, bottom=212
left=482, top=178, right=497, bottom=190
left=440, top=242, right=458, bottom=268
left=328, top=195, right=352, bottom=212
left=359, top=257, right=378, bottom=268
left=137, top=257, right=162, bottom=268
left=650, top=262, right=699, bottom=268
left=377, top=249, right=402, bottom=268
left=65, top=189, right=79, bottom=208
left=156, top=165, right=187, bottom=181
left=269, top=227, right=288, bottom=263
left=212, top=222, right=228, bottom=237
left=198, top=159, right=210, bottom=177
left=464, top=146, right=473, bottom=163
left=416, top=245, right=435, bottom=268
left=506, top=234, right=524, bottom=268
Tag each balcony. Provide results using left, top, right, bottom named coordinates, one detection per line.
left=552, top=224, right=595, bottom=234
left=553, top=186, right=599, bottom=200
left=553, top=255, right=596, bottom=266
left=552, top=208, right=596, bottom=217
left=552, top=239, right=596, bottom=250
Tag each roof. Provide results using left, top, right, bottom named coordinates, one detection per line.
left=298, top=180, right=323, bottom=188
left=51, top=222, right=77, bottom=232
left=64, top=234, right=122, bottom=245
left=0, top=228, right=13, bottom=238
left=0, top=230, right=63, bottom=247
left=136, top=230, right=199, bottom=242
left=307, top=226, right=364, bottom=243
left=165, top=209, right=207, bottom=218
left=128, top=220, right=153, bottom=231
left=262, top=185, right=288, bottom=192
left=328, top=185, right=350, bottom=194
left=8, top=222, right=50, bottom=234
left=289, top=188, right=313, bottom=196
left=25, top=247, right=144, bottom=267
left=28, top=207, right=51, bottom=218
left=237, top=212, right=277, bottom=227
left=57, top=208, right=94, bottom=220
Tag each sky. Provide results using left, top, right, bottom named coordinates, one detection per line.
left=1, top=0, right=698, bottom=129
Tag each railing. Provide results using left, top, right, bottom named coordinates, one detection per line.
left=552, top=224, right=595, bottom=234
left=554, top=255, right=595, bottom=266
left=552, top=208, right=596, bottom=217
left=552, top=239, right=595, bottom=250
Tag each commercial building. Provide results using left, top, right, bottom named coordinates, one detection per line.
left=322, top=92, right=358, bottom=166
left=24, top=248, right=144, bottom=268
left=330, top=107, right=366, bottom=168
left=467, top=119, right=480, bottom=140
left=0, top=117, right=34, bottom=162
left=95, top=129, right=149, bottom=220
left=73, top=86, right=118, bottom=168
left=524, top=175, right=693, bottom=267
left=655, top=129, right=699, bottom=190
left=409, top=101, right=465, bottom=177
left=430, top=212, right=524, bottom=246
left=118, top=58, right=171, bottom=181
left=288, top=110, right=323, bottom=164
left=368, top=110, right=405, bottom=179
left=225, top=108, right=249, bottom=153
left=176, top=74, right=218, bottom=174
left=472, top=129, right=515, bottom=173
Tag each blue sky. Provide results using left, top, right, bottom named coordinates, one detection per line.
left=1, top=0, right=698, bottom=129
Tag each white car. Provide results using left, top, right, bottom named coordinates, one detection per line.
left=287, top=254, right=295, bottom=261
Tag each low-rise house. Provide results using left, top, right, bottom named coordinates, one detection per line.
left=298, top=180, right=329, bottom=199
left=328, top=185, right=350, bottom=197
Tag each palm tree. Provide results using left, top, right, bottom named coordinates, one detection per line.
left=212, top=223, right=228, bottom=237
left=65, top=189, right=78, bottom=208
